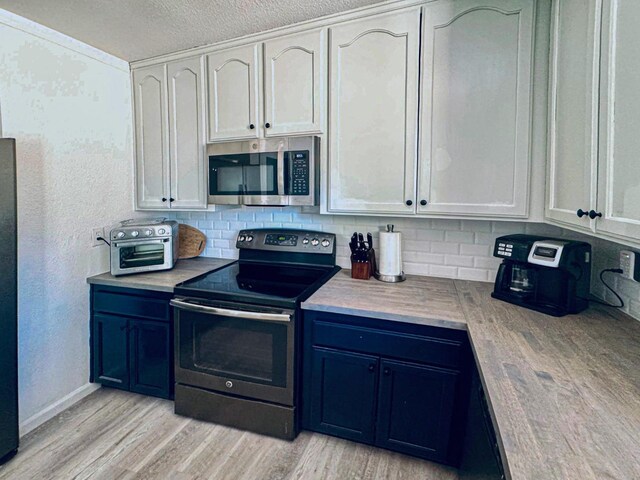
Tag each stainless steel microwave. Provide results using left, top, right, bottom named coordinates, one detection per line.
left=207, top=136, right=319, bottom=206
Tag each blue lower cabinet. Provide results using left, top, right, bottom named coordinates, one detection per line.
left=93, top=314, right=130, bottom=390
left=309, top=347, right=378, bottom=443
left=129, top=319, right=172, bottom=398
left=376, top=359, right=459, bottom=462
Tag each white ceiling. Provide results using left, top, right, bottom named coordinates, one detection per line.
left=0, top=0, right=386, bottom=62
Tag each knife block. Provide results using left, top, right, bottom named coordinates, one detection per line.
left=351, top=249, right=376, bottom=280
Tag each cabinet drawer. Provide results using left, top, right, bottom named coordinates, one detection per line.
left=93, top=287, right=170, bottom=321
left=312, top=320, right=464, bottom=369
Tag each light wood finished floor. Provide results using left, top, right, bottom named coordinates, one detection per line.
left=0, top=388, right=459, bottom=480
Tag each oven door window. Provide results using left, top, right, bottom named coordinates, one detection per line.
left=179, top=309, right=288, bottom=387
left=209, top=152, right=278, bottom=195
left=119, top=243, right=166, bottom=269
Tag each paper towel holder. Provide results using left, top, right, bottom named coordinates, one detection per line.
left=374, top=224, right=406, bottom=283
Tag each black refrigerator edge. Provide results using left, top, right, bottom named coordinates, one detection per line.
left=0, top=138, right=18, bottom=462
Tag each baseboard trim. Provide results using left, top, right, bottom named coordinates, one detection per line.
left=19, top=383, right=101, bottom=436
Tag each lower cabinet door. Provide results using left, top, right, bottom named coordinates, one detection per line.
left=309, top=347, right=378, bottom=443
left=93, top=314, right=129, bottom=390
left=129, top=319, right=172, bottom=399
left=376, top=359, right=459, bottom=463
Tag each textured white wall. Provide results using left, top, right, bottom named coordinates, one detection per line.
left=170, top=207, right=640, bottom=322
left=0, top=13, right=135, bottom=430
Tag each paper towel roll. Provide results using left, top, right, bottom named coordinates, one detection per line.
left=378, top=230, right=403, bottom=276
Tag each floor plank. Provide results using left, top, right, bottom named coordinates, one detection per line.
left=0, top=389, right=459, bottom=480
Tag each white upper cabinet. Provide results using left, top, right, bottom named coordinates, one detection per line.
left=546, top=0, right=601, bottom=230
left=263, top=29, right=326, bottom=136
left=133, top=64, right=170, bottom=210
left=418, top=0, right=535, bottom=217
left=327, top=8, right=420, bottom=214
left=167, top=57, right=207, bottom=209
left=206, top=44, right=260, bottom=141
left=596, top=0, right=640, bottom=241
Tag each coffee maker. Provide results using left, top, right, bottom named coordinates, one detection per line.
left=491, top=234, right=592, bottom=316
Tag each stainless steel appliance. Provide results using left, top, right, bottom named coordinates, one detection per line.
left=491, top=234, right=592, bottom=316
left=0, top=139, right=18, bottom=463
left=172, top=229, right=340, bottom=439
left=208, top=136, right=319, bottom=206
left=110, top=219, right=179, bottom=276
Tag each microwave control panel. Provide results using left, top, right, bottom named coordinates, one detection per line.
left=288, top=151, right=309, bottom=196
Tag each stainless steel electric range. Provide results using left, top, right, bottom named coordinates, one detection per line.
left=171, top=228, right=340, bottom=440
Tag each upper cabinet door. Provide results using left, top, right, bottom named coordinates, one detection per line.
left=133, top=64, right=170, bottom=210
left=327, top=9, right=420, bottom=214
left=596, top=0, right=640, bottom=241
left=206, top=44, right=260, bottom=141
left=546, top=0, right=601, bottom=230
left=418, top=0, right=534, bottom=217
left=263, top=29, right=326, bottom=136
left=167, top=57, right=207, bottom=209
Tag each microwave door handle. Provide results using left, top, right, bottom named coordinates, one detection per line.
left=277, top=143, right=286, bottom=195
left=170, top=299, right=292, bottom=323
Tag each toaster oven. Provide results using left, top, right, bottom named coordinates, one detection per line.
left=110, top=219, right=179, bottom=276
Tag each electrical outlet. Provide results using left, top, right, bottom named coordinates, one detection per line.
left=619, top=250, right=640, bottom=281
left=92, top=227, right=105, bottom=247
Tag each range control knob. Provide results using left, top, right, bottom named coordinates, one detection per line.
left=238, top=235, right=246, bottom=242
left=302, top=238, right=310, bottom=245
left=116, top=231, right=125, bottom=239
left=311, top=238, right=320, bottom=246
left=158, top=228, right=166, bottom=235
left=321, top=239, right=331, bottom=248
left=131, top=230, right=139, bottom=237
left=246, top=235, right=254, bottom=242
left=145, top=229, right=153, bottom=236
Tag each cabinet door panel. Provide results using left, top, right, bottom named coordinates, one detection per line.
left=309, top=347, right=378, bottom=444
left=546, top=0, right=601, bottom=229
left=376, top=359, right=459, bottom=462
left=207, top=44, right=259, bottom=141
left=93, top=314, right=129, bottom=390
left=168, top=57, right=207, bottom=209
left=419, top=0, right=534, bottom=217
left=133, top=65, right=170, bottom=210
left=264, top=29, right=326, bottom=136
left=596, top=0, right=640, bottom=241
left=327, top=9, right=420, bottom=214
left=129, top=319, right=172, bottom=399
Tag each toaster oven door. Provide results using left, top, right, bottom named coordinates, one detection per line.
left=111, top=239, right=172, bottom=275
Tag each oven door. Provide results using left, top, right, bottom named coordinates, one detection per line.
left=172, top=297, right=295, bottom=406
left=111, top=238, right=173, bottom=275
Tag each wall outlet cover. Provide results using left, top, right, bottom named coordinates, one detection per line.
left=619, top=250, right=640, bottom=282
left=92, top=227, right=105, bottom=247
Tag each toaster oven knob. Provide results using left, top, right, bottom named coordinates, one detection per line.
left=158, top=228, right=166, bottom=235
left=246, top=235, right=253, bottom=242
left=116, top=231, right=125, bottom=239
left=302, top=238, right=310, bottom=245
left=131, top=230, right=139, bottom=237
left=311, top=238, right=319, bottom=246
left=238, top=235, right=246, bottom=242
left=145, top=229, right=153, bottom=236
left=321, top=239, right=330, bottom=248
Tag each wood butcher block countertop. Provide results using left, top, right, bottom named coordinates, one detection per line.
left=302, top=271, right=640, bottom=480
left=86, top=257, right=234, bottom=292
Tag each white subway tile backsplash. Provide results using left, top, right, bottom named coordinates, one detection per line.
left=431, top=242, right=460, bottom=254
left=445, top=231, right=475, bottom=244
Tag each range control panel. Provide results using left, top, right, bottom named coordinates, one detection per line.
left=236, top=229, right=335, bottom=254
left=287, top=151, right=310, bottom=196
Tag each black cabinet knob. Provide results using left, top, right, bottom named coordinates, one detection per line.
left=249, top=124, right=255, bottom=129
left=368, top=364, right=375, bottom=372
left=170, top=198, right=175, bottom=203
left=162, top=197, right=167, bottom=202
left=589, top=209, right=602, bottom=219
left=420, top=199, right=428, bottom=206
left=383, top=367, right=391, bottom=376
left=405, top=200, right=413, bottom=206
left=265, top=122, right=271, bottom=128
left=576, top=208, right=589, bottom=218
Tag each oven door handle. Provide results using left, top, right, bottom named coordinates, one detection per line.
left=170, top=298, right=292, bottom=323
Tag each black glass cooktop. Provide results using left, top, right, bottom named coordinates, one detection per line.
left=175, top=261, right=340, bottom=308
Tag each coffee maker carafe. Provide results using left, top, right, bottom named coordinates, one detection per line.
left=491, top=234, right=592, bottom=316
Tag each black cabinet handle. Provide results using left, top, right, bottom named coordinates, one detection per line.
left=170, top=198, right=175, bottom=203
left=265, top=122, right=271, bottom=128
left=249, top=124, right=255, bottom=129
left=383, top=367, right=391, bottom=376
left=589, top=210, right=602, bottom=219
left=576, top=208, right=589, bottom=218
left=420, top=199, right=428, bottom=206
left=368, top=364, right=375, bottom=372
left=162, top=197, right=167, bottom=202
left=405, top=200, right=413, bottom=206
